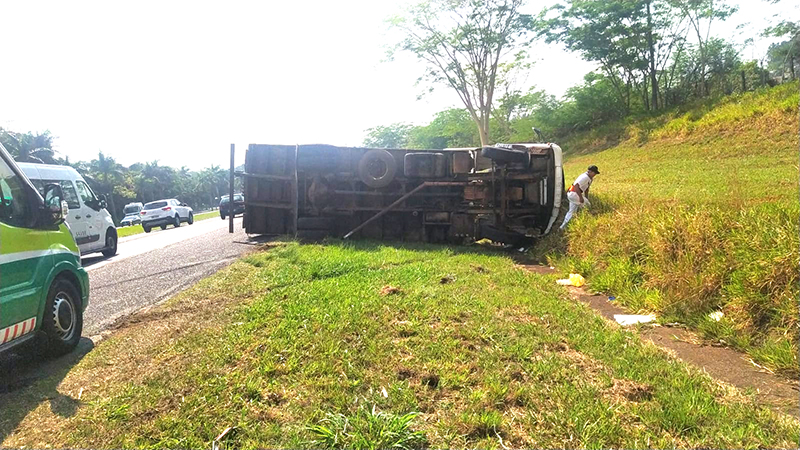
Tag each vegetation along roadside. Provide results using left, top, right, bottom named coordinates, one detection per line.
left=533, top=82, right=799, bottom=377
left=1, top=241, right=797, bottom=449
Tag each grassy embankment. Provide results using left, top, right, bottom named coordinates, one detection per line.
left=536, top=82, right=799, bottom=376
left=116, top=211, right=219, bottom=238
left=2, top=241, right=797, bottom=449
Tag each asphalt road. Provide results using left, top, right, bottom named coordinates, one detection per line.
left=81, top=216, right=252, bottom=335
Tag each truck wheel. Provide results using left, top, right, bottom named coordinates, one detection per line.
left=41, top=278, right=83, bottom=356
left=174, top=215, right=181, bottom=228
left=481, top=146, right=530, bottom=165
left=358, top=149, right=397, bottom=188
left=188, top=213, right=194, bottom=224
left=220, top=214, right=226, bottom=220
left=102, top=229, right=117, bottom=257
left=143, top=225, right=151, bottom=233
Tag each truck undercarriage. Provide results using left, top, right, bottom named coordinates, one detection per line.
left=242, top=143, right=563, bottom=245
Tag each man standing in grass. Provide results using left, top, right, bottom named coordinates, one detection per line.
left=560, top=165, right=599, bottom=230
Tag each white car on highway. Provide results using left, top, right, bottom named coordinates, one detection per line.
left=140, top=199, right=194, bottom=233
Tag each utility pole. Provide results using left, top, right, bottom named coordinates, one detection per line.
left=229, top=144, right=235, bottom=234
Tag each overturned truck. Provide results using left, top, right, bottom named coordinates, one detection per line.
left=242, top=142, right=563, bottom=246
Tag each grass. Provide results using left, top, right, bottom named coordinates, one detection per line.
left=116, top=211, right=219, bottom=238
left=1, top=240, right=797, bottom=449
left=536, top=82, right=799, bottom=376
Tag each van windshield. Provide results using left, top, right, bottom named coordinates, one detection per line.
left=123, top=205, right=141, bottom=214
left=144, top=201, right=168, bottom=210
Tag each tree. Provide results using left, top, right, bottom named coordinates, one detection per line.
left=90, top=152, right=123, bottom=223
left=764, top=20, right=800, bottom=81
left=390, top=0, right=535, bottom=146
left=0, top=128, right=58, bottom=163
left=409, top=108, right=480, bottom=148
left=363, top=123, right=416, bottom=148
left=541, top=0, right=683, bottom=112
left=667, top=0, right=737, bottom=96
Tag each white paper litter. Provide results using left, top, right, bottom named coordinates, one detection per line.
left=614, top=314, right=656, bottom=326
left=708, top=311, right=724, bottom=322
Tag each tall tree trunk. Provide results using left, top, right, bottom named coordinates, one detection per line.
left=646, top=0, right=659, bottom=111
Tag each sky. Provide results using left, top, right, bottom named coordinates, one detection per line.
left=0, top=0, right=796, bottom=170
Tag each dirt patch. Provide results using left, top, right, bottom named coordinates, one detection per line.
left=471, top=264, right=489, bottom=273
left=606, top=378, right=654, bottom=403
left=518, top=263, right=800, bottom=418
left=380, top=285, right=402, bottom=296
left=396, top=367, right=415, bottom=380
left=421, top=373, right=440, bottom=388
left=439, top=275, right=455, bottom=284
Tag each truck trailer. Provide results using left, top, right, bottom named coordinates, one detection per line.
left=241, top=142, right=563, bottom=246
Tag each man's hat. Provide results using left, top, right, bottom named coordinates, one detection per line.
left=588, top=165, right=600, bottom=174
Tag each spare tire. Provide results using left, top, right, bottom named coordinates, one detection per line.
left=481, top=146, right=530, bottom=165
left=358, top=149, right=397, bottom=188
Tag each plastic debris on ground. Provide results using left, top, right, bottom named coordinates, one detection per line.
left=708, top=311, right=724, bottom=322
left=614, top=314, right=656, bottom=326
left=608, top=296, right=616, bottom=301
left=556, top=273, right=586, bottom=287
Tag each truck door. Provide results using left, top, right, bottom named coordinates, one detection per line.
left=0, top=155, right=49, bottom=345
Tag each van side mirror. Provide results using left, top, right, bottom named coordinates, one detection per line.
left=42, top=183, right=68, bottom=226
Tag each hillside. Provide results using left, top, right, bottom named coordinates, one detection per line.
left=542, top=82, right=799, bottom=376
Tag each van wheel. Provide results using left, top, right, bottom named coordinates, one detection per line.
left=220, top=214, right=226, bottom=220
left=188, top=213, right=194, bottom=225
left=143, top=225, right=151, bottom=233
left=102, top=229, right=117, bottom=257
left=41, top=278, right=83, bottom=356
left=174, top=215, right=181, bottom=228
left=160, top=224, right=167, bottom=230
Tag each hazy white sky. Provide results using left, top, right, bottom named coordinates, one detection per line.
left=0, top=0, right=796, bottom=169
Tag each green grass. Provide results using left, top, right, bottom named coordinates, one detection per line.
left=1, top=240, right=797, bottom=449
left=537, top=82, right=799, bottom=376
left=116, top=211, right=219, bottom=238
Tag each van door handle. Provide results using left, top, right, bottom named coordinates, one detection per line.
left=86, top=214, right=92, bottom=218
left=75, top=215, right=81, bottom=219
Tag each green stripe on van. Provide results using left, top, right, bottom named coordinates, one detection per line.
left=0, top=223, right=78, bottom=255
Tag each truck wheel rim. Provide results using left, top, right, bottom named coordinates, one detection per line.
left=52, top=292, right=76, bottom=340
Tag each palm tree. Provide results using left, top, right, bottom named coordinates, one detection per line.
left=90, top=152, right=123, bottom=222
left=1, top=128, right=57, bottom=163
left=137, top=161, right=162, bottom=203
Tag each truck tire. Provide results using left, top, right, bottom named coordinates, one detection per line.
left=358, top=149, right=397, bottom=188
left=143, top=225, right=151, bottom=233
left=481, top=146, right=530, bottom=165
left=41, top=278, right=83, bottom=356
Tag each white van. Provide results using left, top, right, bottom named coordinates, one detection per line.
left=18, top=163, right=118, bottom=257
